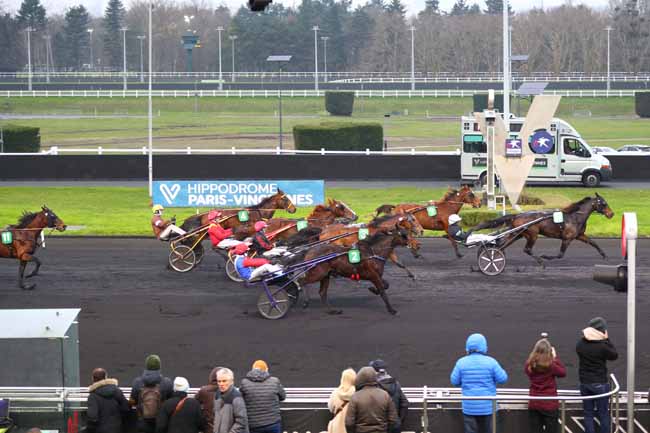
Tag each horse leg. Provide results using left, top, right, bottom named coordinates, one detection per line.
left=25, top=256, right=42, bottom=278
left=576, top=234, right=607, bottom=259
left=368, top=272, right=397, bottom=315
left=388, top=251, right=416, bottom=280
left=541, top=239, right=572, bottom=260
left=522, top=232, right=545, bottom=267
left=18, top=260, right=35, bottom=290
left=319, top=276, right=341, bottom=315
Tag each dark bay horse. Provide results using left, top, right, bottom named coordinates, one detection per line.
left=299, top=228, right=411, bottom=315
left=472, top=193, right=614, bottom=264
left=180, top=190, right=297, bottom=233
left=377, top=185, right=481, bottom=258
left=0, top=206, right=66, bottom=290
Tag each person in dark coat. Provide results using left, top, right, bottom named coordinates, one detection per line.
left=576, top=317, right=618, bottom=433
left=345, top=366, right=398, bottom=433
left=86, top=368, right=130, bottom=433
left=129, top=354, right=175, bottom=433
left=369, top=360, right=408, bottom=433
left=195, top=367, right=223, bottom=432
left=240, top=360, right=286, bottom=433
left=156, top=377, right=206, bottom=433
left=213, top=368, right=249, bottom=433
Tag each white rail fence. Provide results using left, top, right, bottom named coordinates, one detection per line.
left=0, top=148, right=462, bottom=156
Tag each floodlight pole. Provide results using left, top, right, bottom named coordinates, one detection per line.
left=122, top=27, right=128, bottom=91
left=137, top=35, right=145, bottom=83
left=312, top=26, right=319, bottom=92
left=148, top=1, right=153, bottom=197
left=26, top=27, right=33, bottom=92
left=321, top=36, right=329, bottom=83
left=605, top=26, right=613, bottom=93
left=88, top=28, right=94, bottom=71
left=216, top=26, right=224, bottom=91
left=229, top=35, right=237, bottom=82
left=502, top=0, right=510, bottom=130
left=43, top=35, right=51, bottom=84
left=410, top=26, right=416, bottom=91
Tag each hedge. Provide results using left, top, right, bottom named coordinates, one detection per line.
left=0, top=124, right=40, bottom=153
left=293, top=122, right=383, bottom=151
left=325, top=91, right=355, bottom=116
left=635, top=92, right=650, bottom=118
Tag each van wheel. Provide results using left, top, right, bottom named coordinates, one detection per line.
left=582, top=172, right=601, bottom=188
left=479, top=172, right=499, bottom=188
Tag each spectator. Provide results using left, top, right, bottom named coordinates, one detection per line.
left=156, top=377, right=206, bottom=433
left=576, top=317, right=618, bottom=433
left=345, top=366, right=397, bottom=433
left=195, top=367, right=223, bottom=432
left=213, top=368, right=248, bottom=433
left=129, top=354, right=174, bottom=433
left=86, top=368, right=130, bottom=433
left=240, top=360, right=286, bottom=433
left=450, top=333, right=508, bottom=433
left=327, top=368, right=356, bottom=433
left=524, top=338, right=567, bottom=433
left=369, top=360, right=409, bottom=433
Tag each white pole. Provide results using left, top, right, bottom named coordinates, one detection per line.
left=43, top=35, right=51, bottom=83
left=229, top=35, right=237, bottom=82
left=217, top=26, right=223, bottom=91
left=88, top=28, right=94, bottom=71
left=312, top=26, right=319, bottom=92
left=502, top=0, right=510, bottom=129
left=26, top=27, right=33, bottom=91
left=627, top=235, right=636, bottom=433
left=148, top=2, right=153, bottom=197
left=122, top=27, right=128, bottom=91
left=138, top=35, right=145, bottom=83
left=606, top=26, right=613, bottom=93
left=321, top=36, right=329, bottom=83
left=410, top=26, right=415, bottom=91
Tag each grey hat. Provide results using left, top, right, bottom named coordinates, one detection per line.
left=589, top=317, right=607, bottom=333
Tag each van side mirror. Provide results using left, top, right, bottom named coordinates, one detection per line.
left=593, top=264, right=627, bottom=292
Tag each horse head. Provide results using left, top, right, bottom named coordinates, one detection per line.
left=390, top=223, right=420, bottom=257
left=593, top=193, right=614, bottom=219
left=328, top=199, right=358, bottom=222
left=397, top=213, right=424, bottom=237
left=276, top=190, right=297, bottom=214
left=459, top=185, right=482, bottom=208
left=42, top=206, right=67, bottom=231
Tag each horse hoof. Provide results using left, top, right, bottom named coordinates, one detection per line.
left=328, top=309, right=343, bottom=315
left=302, top=302, right=309, bottom=309
left=388, top=309, right=398, bottom=316
left=21, top=284, right=35, bottom=291
left=367, top=286, right=379, bottom=295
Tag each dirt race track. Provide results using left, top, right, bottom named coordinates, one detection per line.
left=1, top=237, right=649, bottom=390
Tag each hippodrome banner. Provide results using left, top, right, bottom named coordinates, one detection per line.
left=152, top=180, right=324, bottom=208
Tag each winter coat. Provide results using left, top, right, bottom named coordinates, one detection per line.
left=213, top=386, right=249, bottom=433
left=156, top=391, right=206, bottom=433
left=576, top=327, right=618, bottom=384
left=239, top=369, right=286, bottom=429
left=345, top=367, right=398, bottom=433
left=86, top=378, right=130, bottom=433
left=524, top=357, right=567, bottom=411
left=376, top=373, right=409, bottom=431
left=327, top=387, right=355, bottom=433
left=130, top=369, right=174, bottom=418
left=450, top=334, right=508, bottom=416
left=195, top=368, right=221, bottom=432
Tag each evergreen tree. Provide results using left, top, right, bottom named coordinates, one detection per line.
left=423, top=0, right=440, bottom=14
left=63, top=5, right=90, bottom=70
left=484, top=0, right=512, bottom=15
left=367, top=0, right=385, bottom=10
left=469, top=3, right=482, bottom=14
left=450, top=0, right=470, bottom=15
left=386, top=0, right=406, bottom=17
left=613, top=0, right=650, bottom=72
left=0, top=13, right=21, bottom=72
left=346, top=5, right=374, bottom=69
left=16, top=0, right=47, bottom=30
left=102, top=0, right=125, bottom=68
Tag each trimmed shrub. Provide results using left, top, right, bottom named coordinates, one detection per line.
left=325, top=91, right=355, bottom=116
left=1, top=124, right=40, bottom=153
left=293, top=122, right=383, bottom=151
left=635, top=92, right=650, bottom=118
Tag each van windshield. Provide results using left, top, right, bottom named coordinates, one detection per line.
left=463, top=134, right=486, bottom=153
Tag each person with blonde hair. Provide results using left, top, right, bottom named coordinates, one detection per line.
left=327, top=369, right=356, bottom=433
left=524, top=337, right=566, bottom=433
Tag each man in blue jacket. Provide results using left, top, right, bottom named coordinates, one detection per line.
left=450, top=333, right=508, bottom=433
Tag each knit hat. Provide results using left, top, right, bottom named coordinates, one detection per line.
left=369, top=359, right=387, bottom=372
left=173, top=377, right=190, bottom=392
left=252, top=360, right=268, bottom=372
left=145, top=354, right=161, bottom=371
left=589, top=316, right=608, bottom=333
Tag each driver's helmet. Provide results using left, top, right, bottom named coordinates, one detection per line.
left=448, top=214, right=462, bottom=225
left=152, top=204, right=164, bottom=215
left=254, top=221, right=267, bottom=232
left=208, top=210, right=222, bottom=221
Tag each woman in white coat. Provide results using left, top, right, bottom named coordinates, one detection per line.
left=327, top=369, right=357, bottom=433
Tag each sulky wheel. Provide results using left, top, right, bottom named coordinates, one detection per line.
left=477, top=247, right=506, bottom=276
left=225, top=258, right=245, bottom=282
left=257, top=289, right=291, bottom=320
left=193, top=243, right=205, bottom=266
left=169, top=245, right=196, bottom=273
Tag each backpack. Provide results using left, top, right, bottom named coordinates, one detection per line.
left=139, top=384, right=162, bottom=419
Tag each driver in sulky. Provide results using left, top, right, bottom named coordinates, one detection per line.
left=151, top=204, right=186, bottom=241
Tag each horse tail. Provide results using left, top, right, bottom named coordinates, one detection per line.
left=279, top=248, right=309, bottom=267
left=375, top=204, right=395, bottom=216
left=472, top=214, right=517, bottom=231
left=180, top=214, right=201, bottom=232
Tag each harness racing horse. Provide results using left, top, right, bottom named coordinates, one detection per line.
left=299, top=227, right=411, bottom=315
left=0, top=206, right=66, bottom=290
left=472, top=193, right=614, bottom=265
left=376, top=185, right=481, bottom=258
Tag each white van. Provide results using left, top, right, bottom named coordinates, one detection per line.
left=460, top=116, right=612, bottom=187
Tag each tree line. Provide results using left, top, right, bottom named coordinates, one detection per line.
left=0, top=0, right=648, bottom=74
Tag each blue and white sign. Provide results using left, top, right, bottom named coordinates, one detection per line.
left=153, top=180, right=324, bottom=208
left=505, top=138, right=523, bottom=157
left=530, top=130, right=555, bottom=154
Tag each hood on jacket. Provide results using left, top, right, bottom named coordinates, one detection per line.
left=89, top=378, right=119, bottom=397
left=466, top=333, right=488, bottom=354
left=355, top=366, right=378, bottom=390
left=376, top=372, right=398, bottom=395
left=246, top=369, right=270, bottom=382
left=582, top=327, right=608, bottom=341
left=208, top=367, right=223, bottom=386
left=142, top=369, right=163, bottom=386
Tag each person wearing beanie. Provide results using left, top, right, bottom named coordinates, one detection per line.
left=86, top=368, right=130, bottom=433
left=576, top=316, right=618, bottom=433
left=450, top=333, right=508, bottom=433
left=369, top=360, right=409, bottom=433
left=129, top=354, right=174, bottom=433
left=195, top=367, right=223, bottom=431
left=345, top=366, right=397, bottom=433
left=240, top=360, right=285, bottom=433
left=156, top=377, right=206, bottom=433
left=327, top=368, right=356, bottom=433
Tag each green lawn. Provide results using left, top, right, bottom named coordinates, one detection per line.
left=0, top=186, right=645, bottom=237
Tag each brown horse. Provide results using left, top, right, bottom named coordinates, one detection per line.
left=0, top=206, right=66, bottom=290
left=472, top=193, right=614, bottom=265
left=300, top=227, right=411, bottom=315
left=180, top=190, right=297, bottom=233
left=377, top=185, right=481, bottom=258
